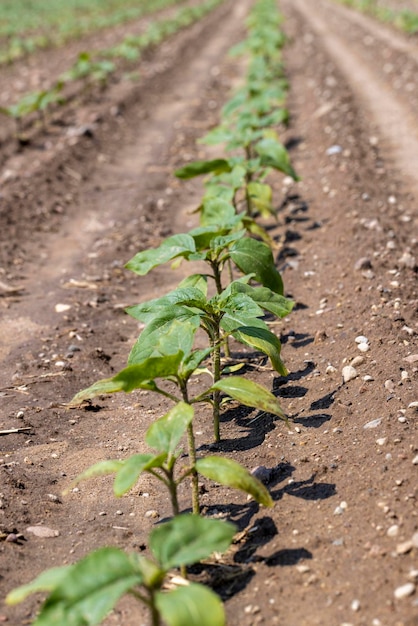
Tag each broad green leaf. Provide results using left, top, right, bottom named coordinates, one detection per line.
left=188, top=224, right=229, bottom=250
left=13, top=548, right=143, bottom=625
left=126, top=287, right=206, bottom=323
left=114, top=453, right=167, bottom=496
left=229, top=238, right=284, bottom=294
left=174, top=159, right=231, bottom=179
left=71, top=353, right=184, bottom=404
left=179, top=347, right=213, bottom=381
left=200, top=125, right=234, bottom=145
left=128, top=316, right=199, bottom=364
left=228, top=282, right=294, bottom=318
left=255, top=138, right=299, bottom=180
left=156, top=583, right=225, bottom=626
left=210, top=376, right=287, bottom=421
left=145, top=402, right=194, bottom=455
left=241, top=215, right=274, bottom=246
left=125, top=234, right=196, bottom=276
left=210, top=229, right=246, bottom=257
left=247, top=181, right=274, bottom=217
left=233, top=326, right=288, bottom=376
left=6, top=565, right=74, bottom=605
left=196, top=456, right=273, bottom=507
left=200, top=198, right=237, bottom=226
left=151, top=514, right=235, bottom=569
left=68, top=459, right=124, bottom=493
left=178, top=273, right=208, bottom=296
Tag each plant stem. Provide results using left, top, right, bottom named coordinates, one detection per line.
left=211, top=260, right=223, bottom=295
left=149, top=590, right=161, bottom=626
left=180, top=382, right=200, bottom=515
left=212, top=325, right=222, bottom=443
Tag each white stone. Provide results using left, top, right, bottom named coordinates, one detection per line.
left=364, top=418, right=382, bottom=429
left=387, top=525, right=399, bottom=537
left=342, top=365, right=358, bottom=383
left=357, top=342, right=370, bottom=352
left=394, top=583, right=415, bottom=599
left=355, top=335, right=369, bottom=344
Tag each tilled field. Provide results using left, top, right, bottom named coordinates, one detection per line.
left=0, top=1, right=417, bottom=625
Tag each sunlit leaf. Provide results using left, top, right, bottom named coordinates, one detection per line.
left=229, top=238, right=284, bottom=294
left=175, top=159, right=231, bottom=179
left=210, top=376, right=287, bottom=421
left=196, top=456, right=273, bottom=507
left=156, top=583, right=225, bottom=626
left=71, top=353, right=184, bottom=404
left=151, top=514, right=235, bottom=569
left=146, top=402, right=194, bottom=455
left=125, top=234, right=196, bottom=275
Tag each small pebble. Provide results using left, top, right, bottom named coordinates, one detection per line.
left=396, top=541, right=413, bottom=555
left=342, top=365, right=358, bottom=383
left=145, top=510, right=159, bottom=519
left=357, top=342, right=370, bottom=352
left=412, top=455, right=418, bottom=465
left=355, top=335, right=368, bottom=344
left=363, top=375, right=374, bottom=382
left=364, top=418, right=382, bottom=429
left=376, top=438, right=387, bottom=446
left=387, top=525, right=399, bottom=537
left=351, top=599, right=360, bottom=612
left=394, top=583, right=415, bottom=599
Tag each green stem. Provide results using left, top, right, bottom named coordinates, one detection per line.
left=212, top=326, right=222, bottom=443
left=180, top=383, right=200, bottom=515
left=211, top=260, right=223, bottom=295
left=149, top=590, right=161, bottom=626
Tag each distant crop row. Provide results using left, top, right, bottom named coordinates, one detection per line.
left=0, top=0, right=186, bottom=65
left=334, top=0, right=418, bottom=33
left=0, top=0, right=223, bottom=133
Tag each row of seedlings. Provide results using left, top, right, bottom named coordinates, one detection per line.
left=6, top=1, right=298, bottom=625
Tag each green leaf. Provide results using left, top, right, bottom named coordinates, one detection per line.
left=126, top=287, right=206, bottom=323
left=247, top=181, right=274, bottom=217
left=10, top=549, right=143, bottom=625
left=255, top=138, right=299, bottom=180
left=70, top=353, right=184, bottom=404
left=67, top=459, right=124, bottom=493
left=229, top=238, right=284, bottom=294
left=125, top=234, right=196, bottom=275
left=178, top=273, right=208, bottom=296
left=179, top=347, right=213, bottom=381
left=175, top=159, right=231, bottom=179
left=229, top=282, right=294, bottom=318
left=156, top=583, right=225, bottom=626
left=200, top=198, right=237, bottom=226
left=146, top=402, right=194, bottom=455
left=128, top=316, right=199, bottom=365
left=232, top=326, right=288, bottom=376
left=6, top=565, right=75, bottom=606
left=114, top=453, right=167, bottom=496
left=210, top=376, right=287, bottom=421
left=196, top=456, right=273, bottom=507
left=151, top=514, right=235, bottom=569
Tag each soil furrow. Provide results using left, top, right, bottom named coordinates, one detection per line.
left=292, top=0, right=418, bottom=198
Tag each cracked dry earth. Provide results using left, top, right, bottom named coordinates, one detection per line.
left=0, top=0, right=417, bottom=624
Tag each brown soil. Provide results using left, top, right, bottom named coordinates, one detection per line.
left=0, top=0, right=417, bottom=625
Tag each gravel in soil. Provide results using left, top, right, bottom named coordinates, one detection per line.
left=0, top=0, right=417, bottom=625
